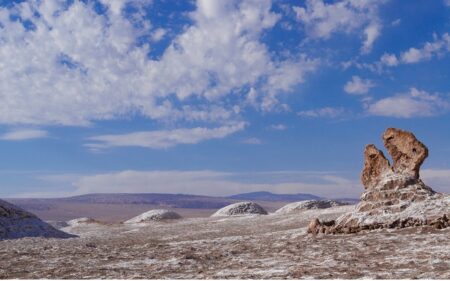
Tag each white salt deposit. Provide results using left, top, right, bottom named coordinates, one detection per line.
left=211, top=202, right=268, bottom=217
left=124, top=209, right=182, bottom=224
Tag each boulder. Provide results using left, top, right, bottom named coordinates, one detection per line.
left=0, top=199, right=75, bottom=240
left=211, top=202, right=268, bottom=217
left=124, top=209, right=182, bottom=224
left=308, top=128, right=449, bottom=235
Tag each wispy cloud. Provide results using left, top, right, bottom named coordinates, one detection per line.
left=293, top=0, right=385, bottom=53
left=16, top=170, right=360, bottom=199
left=85, top=122, right=246, bottom=150
left=380, top=33, right=450, bottom=66
left=268, top=124, right=287, bottom=131
left=6, top=168, right=450, bottom=199
left=0, top=129, right=48, bottom=141
left=242, top=137, right=263, bottom=145
left=367, top=88, right=450, bottom=118
left=298, top=107, right=345, bottom=118
left=344, top=76, right=374, bottom=95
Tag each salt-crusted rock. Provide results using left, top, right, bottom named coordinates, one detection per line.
left=308, top=128, right=449, bottom=235
left=67, top=217, right=99, bottom=226
left=124, top=209, right=182, bottom=224
left=275, top=200, right=348, bottom=214
left=211, top=202, right=268, bottom=217
left=0, top=199, right=75, bottom=240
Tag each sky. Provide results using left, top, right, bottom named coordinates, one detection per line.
left=0, top=0, right=450, bottom=199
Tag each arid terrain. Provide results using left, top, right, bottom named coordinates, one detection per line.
left=1, top=205, right=449, bottom=279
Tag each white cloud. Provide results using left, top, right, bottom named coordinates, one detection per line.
left=269, top=124, right=287, bottom=131
left=445, top=0, right=450, bottom=7
left=298, top=107, right=345, bottom=118
left=293, top=0, right=385, bottom=53
left=0, top=129, right=48, bottom=141
left=86, top=122, right=246, bottom=150
left=242, top=137, right=262, bottom=145
left=391, top=19, right=401, bottom=26
left=400, top=33, right=450, bottom=64
left=362, top=23, right=380, bottom=53
left=0, top=0, right=316, bottom=127
left=380, top=53, right=399, bottom=66
left=344, top=76, right=374, bottom=95
left=150, top=28, right=167, bottom=42
left=367, top=88, right=450, bottom=118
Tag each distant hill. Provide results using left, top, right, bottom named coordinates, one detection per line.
left=9, top=193, right=236, bottom=210
left=227, top=191, right=321, bottom=202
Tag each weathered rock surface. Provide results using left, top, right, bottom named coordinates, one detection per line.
left=211, top=202, right=268, bottom=217
left=0, top=199, right=75, bottom=240
left=124, top=209, right=182, bottom=224
left=383, top=128, right=428, bottom=178
left=275, top=200, right=348, bottom=214
left=308, top=128, right=449, bottom=235
left=361, top=144, right=392, bottom=189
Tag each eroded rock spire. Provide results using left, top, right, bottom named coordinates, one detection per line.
left=308, top=128, right=449, bottom=235
left=382, top=128, right=428, bottom=179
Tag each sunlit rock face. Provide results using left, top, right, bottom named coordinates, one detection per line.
left=0, top=199, right=75, bottom=240
left=308, top=128, right=449, bottom=235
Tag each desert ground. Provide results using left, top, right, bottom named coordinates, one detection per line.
left=1, top=205, right=449, bottom=279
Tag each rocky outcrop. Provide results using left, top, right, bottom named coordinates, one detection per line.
left=275, top=200, right=348, bottom=214
left=124, top=209, right=182, bottom=224
left=211, top=202, right=268, bottom=217
left=0, top=199, right=75, bottom=240
left=308, top=128, right=449, bottom=235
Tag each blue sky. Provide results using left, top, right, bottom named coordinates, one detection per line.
left=0, top=0, right=449, bottom=198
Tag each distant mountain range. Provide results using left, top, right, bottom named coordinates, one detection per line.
left=6, top=192, right=357, bottom=211
left=227, top=191, right=321, bottom=202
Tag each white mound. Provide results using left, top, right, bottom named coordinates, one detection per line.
left=211, top=202, right=268, bottom=217
left=67, top=217, right=99, bottom=226
left=124, top=209, right=182, bottom=224
left=275, top=200, right=348, bottom=214
left=0, top=199, right=75, bottom=240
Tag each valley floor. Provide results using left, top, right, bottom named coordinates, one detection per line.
left=0, top=206, right=449, bottom=279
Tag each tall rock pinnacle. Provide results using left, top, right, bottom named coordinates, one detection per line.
left=308, top=128, right=449, bottom=235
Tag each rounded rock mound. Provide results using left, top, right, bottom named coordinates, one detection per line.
left=124, top=209, right=182, bottom=224
left=0, top=199, right=75, bottom=240
left=275, top=200, right=348, bottom=214
left=66, top=217, right=99, bottom=226
left=211, top=202, right=268, bottom=217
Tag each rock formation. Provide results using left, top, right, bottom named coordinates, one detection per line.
left=0, top=199, right=75, bottom=240
left=66, top=217, right=100, bottom=226
left=308, top=128, right=449, bottom=235
left=211, top=202, right=268, bottom=217
left=275, top=200, right=348, bottom=214
left=124, top=209, right=182, bottom=224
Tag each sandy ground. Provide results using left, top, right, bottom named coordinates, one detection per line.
left=0, top=205, right=449, bottom=279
